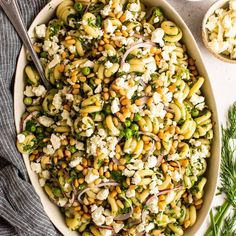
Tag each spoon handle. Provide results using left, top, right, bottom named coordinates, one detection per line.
left=0, top=0, right=50, bottom=89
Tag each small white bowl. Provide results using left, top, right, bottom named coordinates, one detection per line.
left=202, top=0, right=236, bottom=64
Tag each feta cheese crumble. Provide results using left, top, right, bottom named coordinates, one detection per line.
left=35, top=24, right=46, bottom=38
left=85, top=169, right=99, bottom=184
left=91, top=206, right=105, bottom=226
left=111, top=98, right=120, bottom=114
left=151, top=28, right=165, bottom=46
left=17, top=134, right=25, bottom=143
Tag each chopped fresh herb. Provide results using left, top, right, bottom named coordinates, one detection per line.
left=97, top=159, right=104, bottom=168
left=185, top=165, right=192, bottom=176
left=134, top=113, right=141, bottom=122
left=111, top=170, right=125, bottom=183
left=68, top=146, right=77, bottom=154
left=125, top=154, right=132, bottom=164
left=87, top=17, right=96, bottom=27
left=56, top=81, right=64, bottom=89
left=96, top=15, right=102, bottom=27
left=25, top=120, right=36, bottom=132
left=135, top=72, right=144, bottom=76
left=74, top=2, right=83, bottom=12
left=103, top=104, right=111, bottom=114
left=126, top=54, right=136, bottom=61
left=107, top=55, right=119, bottom=63
left=78, top=183, right=86, bottom=190
left=178, top=118, right=184, bottom=125
left=49, top=20, right=62, bottom=36
left=116, top=72, right=126, bottom=77
left=36, top=127, right=43, bottom=134
left=53, top=187, right=62, bottom=197
left=118, top=206, right=131, bottom=214
left=89, top=4, right=105, bottom=14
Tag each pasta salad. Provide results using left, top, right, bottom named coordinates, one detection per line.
left=16, top=0, right=213, bottom=235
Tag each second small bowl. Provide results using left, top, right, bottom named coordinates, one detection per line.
left=202, top=0, right=236, bottom=64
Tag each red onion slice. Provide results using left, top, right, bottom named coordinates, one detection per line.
left=114, top=196, right=133, bottom=221
left=156, top=155, right=164, bottom=167
left=97, top=182, right=120, bottom=188
left=77, top=182, right=119, bottom=203
left=138, top=131, right=160, bottom=142
left=175, top=160, right=183, bottom=180
left=164, top=106, right=174, bottom=113
left=84, top=3, right=91, bottom=13
left=128, top=219, right=142, bottom=227
left=112, top=157, right=121, bottom=165
left=97, top=225, right=113, bottom=230
left=157, top=185, right=183, bottom=196
left=138, top=96, right=150, bottom=104
left=114, top=213, right=132, bottom=221
left=121, top=42, right=156, bottom=65
left=141, top=209, right=149, bottom=222
left=133, top=33, right=145, bottom=39
left=64, top=184, right=77, bottom=208
left=145, top=141, right=155, bottom=159
left=145, top=194, right=157, bottom=206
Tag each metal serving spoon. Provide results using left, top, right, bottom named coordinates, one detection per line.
left=0, top=0, right=50, bottom=89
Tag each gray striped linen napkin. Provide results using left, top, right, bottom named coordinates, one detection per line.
left=0, top=1, right=61, bottom=235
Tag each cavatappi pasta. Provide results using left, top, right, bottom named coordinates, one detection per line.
left=17, top=0, right=213, bottom=235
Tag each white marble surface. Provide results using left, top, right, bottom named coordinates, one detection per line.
left=167, top=0, right=236, bottom=235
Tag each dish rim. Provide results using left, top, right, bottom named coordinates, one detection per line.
left=13, top=0, right=221, bottom=235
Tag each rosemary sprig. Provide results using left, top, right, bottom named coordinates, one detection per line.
left=205, top=103, right=236, bottom=236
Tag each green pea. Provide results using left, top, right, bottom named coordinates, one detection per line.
left=104, top=105, right=111, bottom=114
left=81, top=67, right=90, bottom=76
left=36, top=127, right=43, bottom=134
left=74, top=2, right=83, bottom=11
left=23, top=97, right=33, bottom=105
left=56, top=81, right=64, bottom=89
left=131, top=123, right=139, bottom=131
left=125, top=128, right=132, bottom=139
left=78, top=183, right=86, bottom=190
left=191, top=108, right=199, bottom=117
left=40, top=51, right=48, bottom=58
left=134, top=113, right=141, bottom=121
left=124, top=120, right=131, bottom=127
left=53, top=187, right=62, bottom=197
left=30, top=125, right=36, bottom=132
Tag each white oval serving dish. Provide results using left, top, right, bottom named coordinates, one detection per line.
left=14, top=0, right=220, bottom=235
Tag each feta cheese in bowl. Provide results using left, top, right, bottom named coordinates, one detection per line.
left=202, top=0, right=236, bottom=63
